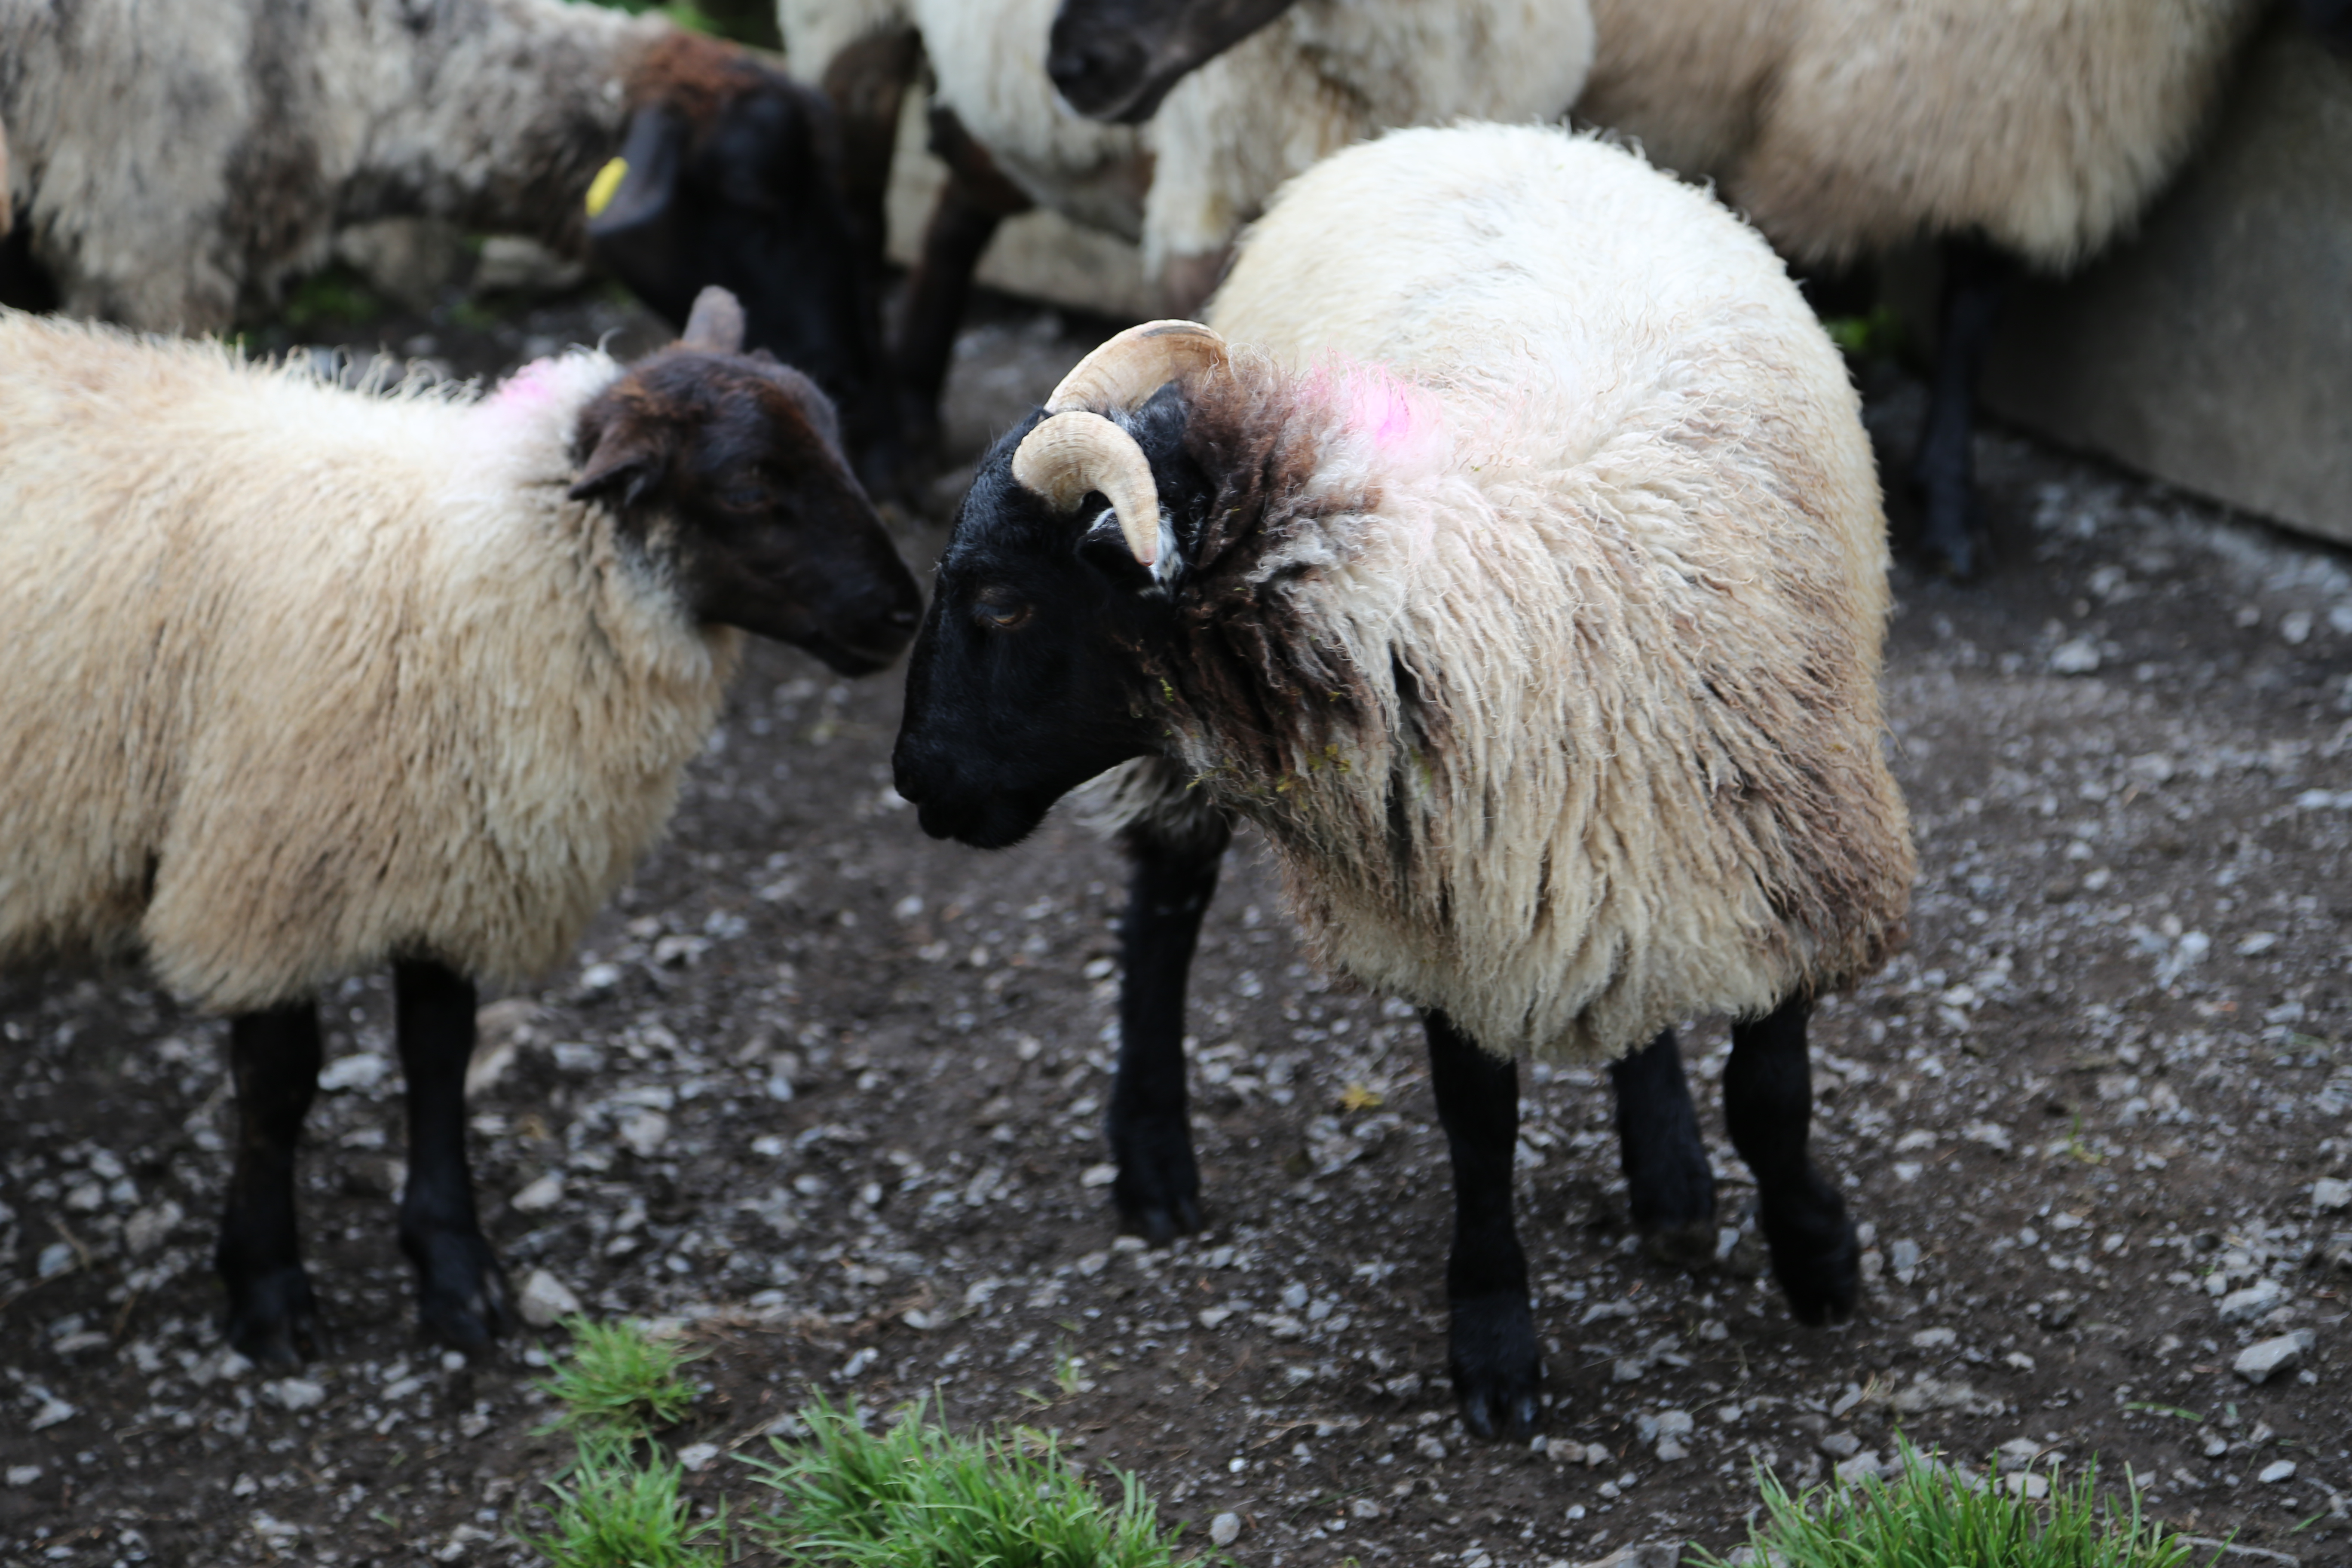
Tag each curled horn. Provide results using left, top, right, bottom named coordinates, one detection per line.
left=1043, top=318, right=1230, bottom=415
left=1012, top=320, right=1231, bottom=577
left=1011, top=412, right=1170, bottom=568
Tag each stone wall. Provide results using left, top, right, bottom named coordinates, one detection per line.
left=1979, top=17, right=2352, bottom=546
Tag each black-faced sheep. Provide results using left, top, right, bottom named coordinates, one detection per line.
left=0, top=288, right=922, bottom=1362
left=892, top=125, right=1914, bottom=1436
left=0, top=0, right=892, bottom=470
left=1047, top=0, right=2352, bottom=577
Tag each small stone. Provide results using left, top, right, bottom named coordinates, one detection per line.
left=2313, top=1178, right=2351, bottom=1213
left=2234, top=1333, right=2312, bottom=1384
left=618, top=1110, right=669, bottom=1159
left=2259, top=1460, right=2298, bottom=1484
left=1655, top=1437, right=1688, bottom=1461
left=2004, top=1473, right=2052, bottom=1500
left=473, top=235, right=588, bottom=297
left=264, top=1378, right=327, bottom=1412
left=2220, top=1280, right=2290, bottom=1323
left=511, top=1173, right=565, bottom=1214
left=1834, top=1452, right=1885, bottom=1485
left=518, top=1268, right=582, bottom=1328
left=676, top=1443, right=720, bottom=1473
left=1197, top=1306, right=1237, bottom=1329
left=1210, top=1512, right=1243, bottom=1547
left=4, top=1465, right=41, bottom=1487
left=1818, top=1432, right=1861, bottom=1460
left=124, top=1199, right=184, bottom=1256
left=1888, top=1238, right=1922, bottom=1284
left=1080, top=1163, right=1118, bottom=1188
left=1349, top=1498, right=1384, bottom=1519
left=318, top=1052, right=392, bottom=1092
left=1415, top=1433, right=1448, bottom=1460
left=28, top=1396, right=77, bottom=1431
left=1911, top=1327, right=1958, bottom=1350
left=2049, top=638, right=2102, bottom=675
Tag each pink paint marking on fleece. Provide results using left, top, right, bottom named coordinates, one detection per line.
left=488, top=357, right=566, bottom=415
left=1306, top=357, right=1448, bottom=468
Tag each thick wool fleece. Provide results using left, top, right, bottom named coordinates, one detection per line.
left=0, top=312, right=739, bottom=1012
left=1098, top=125, right=1911, bottom=1063
left=1577, top=0, right=2262, bottom=270
left=0, top=0, right=662, bottom=331
left=1143, top=0, right=1593, bottom=269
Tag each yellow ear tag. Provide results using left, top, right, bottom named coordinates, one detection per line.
left=585, top=157, right=628, bottom=219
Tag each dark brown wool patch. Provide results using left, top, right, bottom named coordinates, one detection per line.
left=1146, top=366, right=1382, bottom=779
left=627, top=30, right=769, bottom=126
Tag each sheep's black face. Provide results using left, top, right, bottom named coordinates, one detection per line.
left=2300, top=0, right=2352, bottom=50
left=589, top=63, right=889, bottom=475
left=571, top=350, right=921, bottom=675
left=893, top=407, right=1198, bottom=849
left=1047, top=0, right=1300, bottom=123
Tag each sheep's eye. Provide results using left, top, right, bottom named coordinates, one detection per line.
left=717, top=484, right=772, bottom=513
left=973, top=590, right=1032, bottom=631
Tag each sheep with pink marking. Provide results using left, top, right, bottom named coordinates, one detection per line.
left=893, top=123, right=1913, bottom=1435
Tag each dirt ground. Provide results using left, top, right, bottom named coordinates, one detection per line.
left=3, top=290, right=2349, bottom=1568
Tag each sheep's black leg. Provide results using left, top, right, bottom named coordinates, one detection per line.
left=1724, top=995, right=1858, bottom=1324
left=393, top=959, right=510, bottom=1349
left=1425, top=1009, right=1541, bottom=1439
left=890, top=106, right=1036, bottom=457
left=1106, top=819, right=1231, bottom=1243
left=1908, top=234, right=2015, bottom=579
left=1609, top=1027, right=1717, bottom=1268
left=217, top=1001, right=326, bottom=1365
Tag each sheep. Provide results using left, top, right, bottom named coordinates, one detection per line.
left=1047, top=0, right=2352, bottom=577
left=773, top=0, right=1587, bottom=443
left=0, top=287, right=923, bottom=1362
left=892, top=123, right=1914, bottom=1436
left=0, top=0, right=891, bottom=466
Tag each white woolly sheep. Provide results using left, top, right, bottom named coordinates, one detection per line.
left=0, top=288, right=921, bottom=1361
left=1048, top=0, right=2352, bottom=575
left=1569, top=0, right=2345, bottom=576
left=0, top=0, right=893, bottom=457
left=892, top=124, right=1913, bottom=1436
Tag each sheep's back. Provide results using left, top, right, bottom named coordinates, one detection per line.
left=1143, top=0, right=1593, bottom=266
left=0, top=316, right=732, bottom=1011
left=1196, top=125, right=1910, bottom=1061
left=1579, top=0, right=2256, bottom=270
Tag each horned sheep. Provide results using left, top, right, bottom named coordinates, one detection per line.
left=0, top=288, right=922, bottom=1362
left=892, top=124, right=1914, bottom=1436
left=0, top=0, right=892, bottom=463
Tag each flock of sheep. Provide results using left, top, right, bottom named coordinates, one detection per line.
left=1, top=0, right=2344, bottom=1449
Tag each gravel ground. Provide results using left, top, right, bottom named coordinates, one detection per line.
left=2, top=296, right=2349, bottom=1568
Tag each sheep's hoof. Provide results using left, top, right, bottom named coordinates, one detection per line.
left=1921, top=526, right=1979, bottom=580
left=1114, top=1179, right=1202, bottom=1246
left=1761, top=1203, right=1860, bottom=1326
left=406, top=1230, right=514, bottom=1349
left=222, top=1264, right=325, bottom=1366
left=1110, top=1134, right=1202, bottom=1245
left=1640, top=1216, right=1721, bottom=1273
left=1448, top=1292, right=1543, bottom=1440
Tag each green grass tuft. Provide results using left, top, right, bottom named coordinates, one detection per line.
left=746, top=1394, right=1185, bottom=1568
left=526, top=1437, right=726, bottom=1568
left=537, top=1316, right=706, bottom=1438
left=1703, top=1438, right=2199, bottom=1568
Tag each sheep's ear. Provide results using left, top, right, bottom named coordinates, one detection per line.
left=570, top=420, right=668, bottom=507
left=682, top=286, right=747, bottom=354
